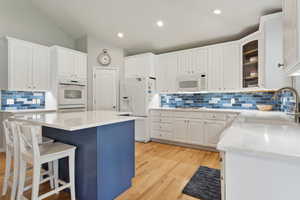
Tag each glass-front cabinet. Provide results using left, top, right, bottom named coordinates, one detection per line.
left=241, top=32, right=261, bottom=88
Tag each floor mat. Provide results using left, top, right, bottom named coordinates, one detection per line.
left=182, top=166, right=221, bottom=200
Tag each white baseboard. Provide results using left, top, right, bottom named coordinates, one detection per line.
left=151, top=138, right=218, bottom=152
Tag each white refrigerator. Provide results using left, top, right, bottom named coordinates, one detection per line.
left=123, top=76, right=156, bottom=142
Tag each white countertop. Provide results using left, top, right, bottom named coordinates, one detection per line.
left=0, top=108, right=57, bottom=113
left=11, top=110, right=136, bottom=131
left=216, top=110, right=300, bottom=159
left=151, top=107, right=300, bottom=159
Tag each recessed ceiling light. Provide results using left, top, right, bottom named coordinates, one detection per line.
left=156, top=20, right=164, bottom=27
left=117, top=32, right=124, bottom=38
left=213, top=9, right=222, bottom=15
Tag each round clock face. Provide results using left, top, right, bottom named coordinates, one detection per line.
left=98, top=51, right=111, bottom=66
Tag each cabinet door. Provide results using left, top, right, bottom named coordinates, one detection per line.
left=283, top=0, right=299, bottom=70
left=125, top=54, right=155, bottom=77
left=32, top=45, right=50, bottom=90
left=156, top=54, right=177, bottom=92
left=187, top=120, right=205, bottom=145
left=9, top=40, right=33, bottom=90
left=172, top=119, right=188, bottom=143
left=204, top=121, right=226, bottom=147
left=156, top=56, right=168, bottom=92
left=74, top=53, right=87, bottom=79
left=223, top=43, right=240, bottom=90
left=177, top=51, right=192, bottom=75
left=165, top=54, right=177, bottom=92
left=57, top=48, right=74, bottom=79
left=193, top=48, right=208, bottom=74
left=208, top=46, right=223, bottom=91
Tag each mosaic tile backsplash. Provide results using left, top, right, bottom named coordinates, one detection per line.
left=1, top=91, right=45, bottom=110
left=160, top=91, right=295, bottom=112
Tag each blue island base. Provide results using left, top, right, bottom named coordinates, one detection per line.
left=43, top=120, right=135, bottom=200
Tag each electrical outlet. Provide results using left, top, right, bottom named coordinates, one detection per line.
left=231, top=98, right=236, bottom=104
left=6, top=99, right=14, bottom=105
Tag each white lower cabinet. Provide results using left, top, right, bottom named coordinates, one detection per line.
left=150, top=110, right=234, bottom=148
left=187, top=120, right=205, bottom=145
left=172, top=119, right=188, bottom=143
left=204, top=121, right=227, bottom=147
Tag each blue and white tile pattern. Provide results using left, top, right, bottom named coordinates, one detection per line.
left=1, top=90, right=45, bottom=110
left=160, top=91, right=294, bottom=111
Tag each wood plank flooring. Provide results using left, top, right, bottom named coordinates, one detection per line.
left=0, top=142, right=220, bottom=200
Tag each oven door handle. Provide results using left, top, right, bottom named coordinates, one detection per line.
left=59, top=83, right=86, bottom=87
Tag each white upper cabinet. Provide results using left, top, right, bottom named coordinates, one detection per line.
left=208, top=45, right=223, bottom=91
left=193, top=48, right=208, bottom=74
left=177, top=48, right=208, bottom=76
left=260, top=13, right=292, bottom=89
left=156, top=53, right=177, bottom=93
left=51, top=46, right=87, bottom=81
left=124, top=53, right=155, bottom=78
left=223, top=42, right=241, bottom=90
left=32, top=44, right=50, bottom=90
left=0, top=37, right=50, bottom=91
left=282, top=0, right=300, bottom=75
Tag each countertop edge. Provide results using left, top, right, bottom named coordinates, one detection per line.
left=12, top=116, right=137, bottom=131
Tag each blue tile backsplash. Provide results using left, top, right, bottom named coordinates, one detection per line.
left=160, top=91, right=295, bottom=112
left=1, top=90, right=45, bottom=110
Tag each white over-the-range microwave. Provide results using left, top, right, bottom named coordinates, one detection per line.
left=176, top=74, right=207, bottom=92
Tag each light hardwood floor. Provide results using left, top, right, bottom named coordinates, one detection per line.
left=0, top=142, right=220, bottom=200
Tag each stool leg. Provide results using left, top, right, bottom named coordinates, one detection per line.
left=48, top=162, right=54, bottom=189
left=53, top=160, right=59, bottom=194
left=31, top=164, right=41, bottom=200
left=10, top=154, right=19, bottom=200
left=69, top=152, right=76, bottom=200
left=2, top=150, right=12, bottom=196
left=17, top=159, right=26, bottom=200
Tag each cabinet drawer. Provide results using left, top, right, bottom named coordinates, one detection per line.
left=151, top=131, right=173, bottom=140
left=151, top=117, right=172, bottom=123
left=150, top=110, right=173, bottom=117
left=188, top=112, right=205, bottom=119
left=151, top=122, right=172, bottom=132
left=204, top=113, right=227, bottom=121
left=151, top=131, right=162, bottom=139
left=150, top=110, right=162, bottom=117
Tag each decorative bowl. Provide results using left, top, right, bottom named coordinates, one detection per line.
left=256, top=104, right=273, bottom=111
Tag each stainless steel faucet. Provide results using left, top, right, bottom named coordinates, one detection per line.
left=273, top=87, right=300, bottom=123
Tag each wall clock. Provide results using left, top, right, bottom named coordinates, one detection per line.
left=97, top=49, right=111, bottom=66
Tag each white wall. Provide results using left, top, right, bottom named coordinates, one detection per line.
left=0, top=0, right=75, bottom=48
left=75, top=35, right=125, bottom=110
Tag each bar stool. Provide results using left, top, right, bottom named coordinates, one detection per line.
left=16, top=123, right=77, bottom=200
left=1, top=120, right=55, bottom=200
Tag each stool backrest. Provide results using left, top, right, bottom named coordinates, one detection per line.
left=3, top=120, right=15, bottom=149
left=16, top=124, right=40, bottom=160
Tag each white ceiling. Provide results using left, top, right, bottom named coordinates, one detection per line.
left=30, top=0, right=282, bottom=55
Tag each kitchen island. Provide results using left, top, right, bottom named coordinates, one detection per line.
left=217, top=111, right=300, bottom=200
left=13, top=110, right=136, bottom=200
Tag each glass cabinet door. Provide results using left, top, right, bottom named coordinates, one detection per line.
left=242, top=40, right=259, bottom=88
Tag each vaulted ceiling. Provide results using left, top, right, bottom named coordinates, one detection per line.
left=30, top=0, right=282, bottom=55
